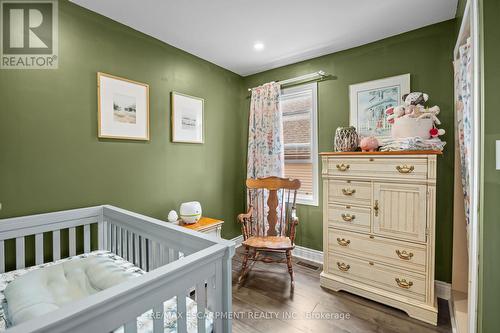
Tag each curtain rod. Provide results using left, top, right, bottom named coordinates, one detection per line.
left=247, top=70, right=328, bottom=92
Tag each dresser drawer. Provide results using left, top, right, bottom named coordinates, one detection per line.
left=327, top=157, right=428, bottom=180
left=327, top=204, right=371, bottom=232
left=328, top=229, right=426, bottom=272
left=328, top=180, right=371, bottom=206
left=329, top=252, right=426, bottom=302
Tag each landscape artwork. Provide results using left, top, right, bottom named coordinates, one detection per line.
left=349, top=74, right=410, bottom=139
left=98, top=72, right=149, bottom=140
left=113, top=94, right=137, bottom=124
left=171, top=92, right=204, bottom=143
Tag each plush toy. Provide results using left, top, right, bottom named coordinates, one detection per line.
left=385, top=106, right=406, bottom=123
left=403, top=92, right=429, bottom=106
left=430, top=127, right=446, bottom=138
left=385, top=91, right=445, bottom=139
left=359, top=136, right=379, bottom=152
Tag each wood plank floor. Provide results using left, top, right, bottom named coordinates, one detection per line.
left=232, top=247, right=451, bottom=333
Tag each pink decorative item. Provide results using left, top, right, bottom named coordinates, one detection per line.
left=359, top=136, right=379, bottom=152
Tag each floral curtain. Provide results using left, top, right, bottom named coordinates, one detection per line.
left=247, top=82, right=284, bottom=236
left=247, top=82, right=284, bottom=179
left=454, top=40, right=473, bottom=226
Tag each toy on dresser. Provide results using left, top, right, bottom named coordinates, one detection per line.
left=380, top=92, right=446, bottom=152
left=386, top=92, right=445, bottom=139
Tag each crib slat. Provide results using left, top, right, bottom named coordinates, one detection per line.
left=162, top=245, right=169, bottom=265
left=117, top=226, right=122, bottom=257
left=98, top=218, right=104, bottom=250
left=53, top=230, right=61, bottom=261
left=0, top=240, right=5, bottom=273
left=84, top=224, right=90, bottom=253
left=196, top=282, right=207, bottom=333
left=134, top=234, right=140, bottom=266
left=141, top=237, right=147, bottom=270
left=147, top=239, right=152, bottom=271
left=207, top=275, right=216, bottom=312
left=152, top=303, right=163, bottom=333
left=155, top=242, right=161, bottom=268
left=124, top=230, right=129, bottom=260
left=128, top=232, right=133, bottom=262
left=105, top=221, right=111, bottom=251
left=35, top=233, right=43, bottom=265
left=16, top=237, right=25, bottom=269
left=69, top=227, right=76, bottom=256
left=124, top=319, right=138, bottom=333
left=111, top=224, right=116, bottom=254
left=176, top=294, right=187, bottom=333
left=213, top=260, right=223, bottom=333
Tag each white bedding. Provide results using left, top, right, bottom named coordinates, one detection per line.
left=0, top=251, right=212, bottom=333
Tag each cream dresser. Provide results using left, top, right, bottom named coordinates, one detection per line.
left=320, top=151, right=441, bottom=325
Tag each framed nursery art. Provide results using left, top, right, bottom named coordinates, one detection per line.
left=171, top=92, right=204, bottom=144
left=349, top=73, right=410, bottom=139
left=97, top=72, right=150, bottom=140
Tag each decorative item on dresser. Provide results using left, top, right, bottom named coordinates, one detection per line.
left=334, top=126, right=359, bottom=152
left=180, top=217, right=224, bottom=238
left=320, top=150, right=441, bottom=325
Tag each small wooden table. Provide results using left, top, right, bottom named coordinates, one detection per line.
left=179, top=217, right=224, bottom=238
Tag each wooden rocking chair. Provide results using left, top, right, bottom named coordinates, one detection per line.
left=237, top=176, right=301, bottom=286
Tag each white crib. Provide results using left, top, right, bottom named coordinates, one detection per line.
left=0, top=205, right=235, bottom=333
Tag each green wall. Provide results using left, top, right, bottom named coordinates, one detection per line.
left=478, top=0, right=500, bottom=331
left=243, top=20, right=456, bottom=282
left=0, top=1, right=246, bottom=243
left=0, top=1, right=459, bottom=283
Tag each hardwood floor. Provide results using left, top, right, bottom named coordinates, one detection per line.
left=232, top=246, right=451, bottom=333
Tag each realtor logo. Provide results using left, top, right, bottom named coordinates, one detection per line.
left=1, top=0, right=58, bottom=69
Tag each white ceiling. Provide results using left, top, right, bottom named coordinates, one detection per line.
left=71, top=0, right=458, bottom=76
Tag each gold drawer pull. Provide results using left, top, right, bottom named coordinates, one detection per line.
left=395, top=278, right=413, bottom=289
left=374, top=200, right=379, bottom=217
left=336, top=262, right=350, bottom=272
left=396, top=249, right=414, bottom=260
left=336, top=238, right=351, bottom=246
left=396, top=165, right=415, bottom=174
left=336, top=164, right=350, bottom=171
left=342, top=188, right=356, bottom=196
left=341, top=213, right=355, bottom=222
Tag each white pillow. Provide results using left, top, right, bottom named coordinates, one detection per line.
left=4, top=256, right=135, bottom=325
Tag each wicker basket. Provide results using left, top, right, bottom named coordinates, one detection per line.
left=334, top=126, right=359, bottom=152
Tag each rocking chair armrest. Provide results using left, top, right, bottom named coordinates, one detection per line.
left=237, top=206, right=253, bottom=224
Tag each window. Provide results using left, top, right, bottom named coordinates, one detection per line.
left=281, top=82, right=318, bottom=206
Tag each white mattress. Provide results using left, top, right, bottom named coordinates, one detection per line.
left=0, top=251, right=213, bottom=333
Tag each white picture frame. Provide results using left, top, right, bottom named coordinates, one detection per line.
left=98, top=72, right=149, bottom=140
left=171, top=92, right=204, bottom=144
left=349, top=73, right=410, bottom=139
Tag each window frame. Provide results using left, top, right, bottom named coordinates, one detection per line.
left=281, top=82, right=319, bottom=207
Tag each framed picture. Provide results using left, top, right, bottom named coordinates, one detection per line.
left=349, top=73, right=410, bottom=139
left=97, top=72, right=149, bottom=140
left=171, top=92, right=204, bottom=144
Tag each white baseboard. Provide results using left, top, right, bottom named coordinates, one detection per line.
left=292, top=244, right=324, bottom=264
left=230, top=235, right=243, bottom=247
left=435, top=281, right=452, bottom=300
left=229, top=234, right=452, bottom=300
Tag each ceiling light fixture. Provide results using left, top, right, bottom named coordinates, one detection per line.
left=253, top=42, right=264, bottom=51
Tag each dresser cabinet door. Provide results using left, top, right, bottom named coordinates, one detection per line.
left=373, top=182, right=427, bottom=242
